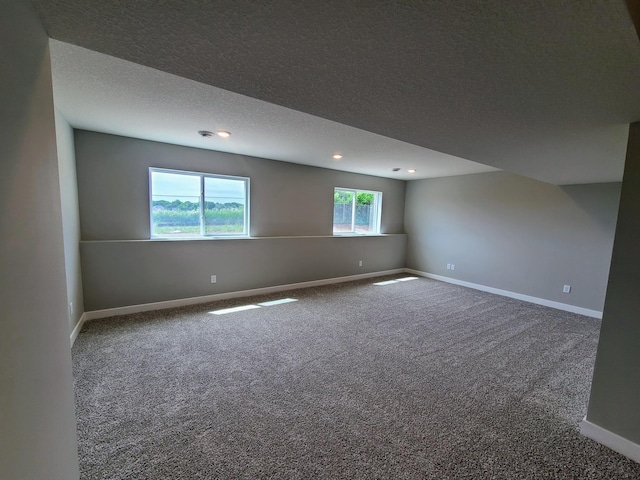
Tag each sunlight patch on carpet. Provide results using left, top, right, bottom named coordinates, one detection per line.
left=374, top=277, right=418, bottom=286
left=258, top=298, right=298, bottom=306
left=210, top=305, right=261, bottom=315
left=210, top=298, right=299, bottom=314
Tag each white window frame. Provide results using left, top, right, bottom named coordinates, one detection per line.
left=333, top=187, right=382, bottom=235
left=149, top=167, right=250, bottom=239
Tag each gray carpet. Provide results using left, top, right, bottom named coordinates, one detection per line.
left=73, top=276, right=640, bottom=479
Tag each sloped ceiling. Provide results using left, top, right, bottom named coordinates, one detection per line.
left=33, top=0, right=640, bottom=184
left=49, top=40, right=499, bottom=181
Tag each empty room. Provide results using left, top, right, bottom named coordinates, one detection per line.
left=2, top=1, right=640, bottom=479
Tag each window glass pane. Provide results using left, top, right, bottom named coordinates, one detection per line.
left=333, top=188, right=381, bottom=235
left=204, top=177, right=246, bottom=235
left=333, top=189, right=354, bottom=233
left=151, top=171, right=201, bottom=237
left=355, top=191, right=376, bottom=234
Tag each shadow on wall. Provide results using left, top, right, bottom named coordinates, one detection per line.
left=560, top=183, right=622, bottom=234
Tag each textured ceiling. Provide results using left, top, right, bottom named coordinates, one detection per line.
left=50, top=41, right=497, bottom=180
left=33, top=0, right=640, bottom=184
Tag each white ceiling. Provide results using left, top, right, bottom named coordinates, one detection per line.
left=50, top=41, right=498, bottom=181
left=36, top=0, right=640, bottom=185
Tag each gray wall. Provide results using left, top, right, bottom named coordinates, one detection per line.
left=81, top=236, right=407, bottom=310
left=75, top=131, right=406, bottom=240
left=0, top=1, right=79, bottom=479
left=587, top=122, right=640, bottom=444
left=55, top=110, right=84, bottom=332
left=404, top=171, right=620, bottom=312
left=75, top=131, right=407, bottom=310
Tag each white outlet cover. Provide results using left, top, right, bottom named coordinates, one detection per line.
left=211, top=275, right=217, bottom=283
left=563, top=285, right=571, bottom=293
left=451, top=264, right=455, bottom=270
left=447, top=264, right=451, bottom=270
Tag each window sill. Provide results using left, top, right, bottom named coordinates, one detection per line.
left=150, top=235, right=250, bottom=241
left=80, top=234, right=405, bottom=243
left=332, top=232, right=384, bottom=237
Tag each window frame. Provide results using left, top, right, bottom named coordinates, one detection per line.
left=332, top=187, right=382, bottom=235
left=149, top=167, right=250, bottom=239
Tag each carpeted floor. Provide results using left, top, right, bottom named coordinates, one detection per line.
left=73, top=275, right=640, bottom=479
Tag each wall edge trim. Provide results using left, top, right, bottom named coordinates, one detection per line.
left=84, top=269, right=405, bottom=320
left=405, top=269, right=602, bottom=318
left=70, top=312, right=87, bottom=347
left=581, top=417, right=640, bottom=464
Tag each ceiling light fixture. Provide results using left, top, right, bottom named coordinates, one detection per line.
left=392, top=167, right=401, bottom=172
left=216, top=130, right=231, bottom=138
left=332, top=154, right=343, bottom=160
left=408, top=169, right=416, bottom=173
left=198, top=130, right=214, bottom=138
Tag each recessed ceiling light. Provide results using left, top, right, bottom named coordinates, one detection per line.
left=216, top=130, right=231, bottom=138
left=198, top=130, right=214, bottom=138
left=333, top=154, right=343, bottom=160
left=408, top=169, right=416, bottom=173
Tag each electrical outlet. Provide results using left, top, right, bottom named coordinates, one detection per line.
left=447, top=264, right=451, bottom=270
left=69, top=302, right=73, bottom=315
left=211, top=275, right=217, bottom=284
left=450, top=264, right=455, bottom=271
left=563, top=285, right=571, bottom=293
left=359, top=260, right=363, bottom=267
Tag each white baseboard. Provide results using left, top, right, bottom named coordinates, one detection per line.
left=78, top=267, right=601, bottom=331
left=405, top=269, right=602, bottom=319
left=70, top=312, right=87, bottom=347
left=581, top=417, right=640, bottom=464
left=84, top=269, right=405, bottom=321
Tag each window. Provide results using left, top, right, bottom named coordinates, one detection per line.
left=333, top=188, right=382, bottom=235
left=150, top=168, right=249, bottom=238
